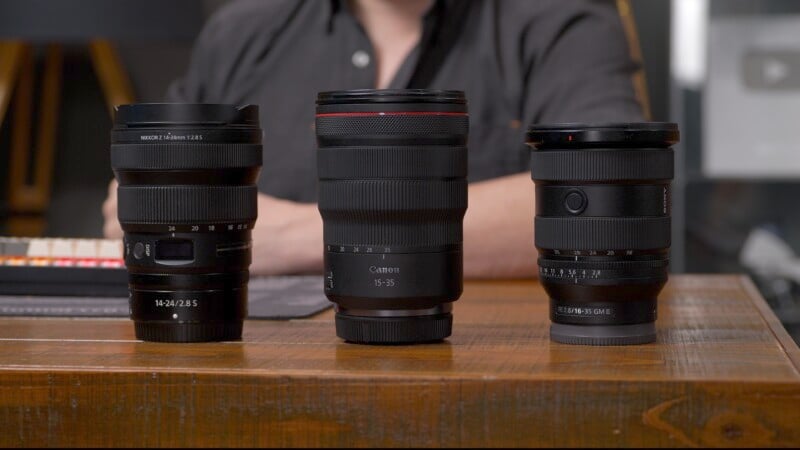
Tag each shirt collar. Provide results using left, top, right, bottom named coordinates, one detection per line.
left=326, top=0, right=451, bottom=33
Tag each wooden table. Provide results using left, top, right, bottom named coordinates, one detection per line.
left=0, top=274, right=798, bottom=447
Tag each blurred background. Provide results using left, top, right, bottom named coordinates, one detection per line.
left=1, top=0, right=800, bottom=342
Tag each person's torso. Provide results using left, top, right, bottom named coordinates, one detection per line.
left=204, top=0, right=566, bottom=202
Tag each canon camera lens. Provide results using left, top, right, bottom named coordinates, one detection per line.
left=316, top=89, right=468, bottom=344
left=111, top=104, right=262, bottom=342
left=527, top=123, right=678, bottom=345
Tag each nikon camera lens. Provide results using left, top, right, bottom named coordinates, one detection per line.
left=111, top=104, right=262, bottom=342
left=527, top=123, right=678, bottom=345
left=316, top=89, right=468, bottom=344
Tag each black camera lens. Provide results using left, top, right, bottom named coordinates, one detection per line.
left=316, top=89, right=468, bottom=344
left=526, top=123, right=678, bottom=345
left=111, top=103, right=262, bottom=342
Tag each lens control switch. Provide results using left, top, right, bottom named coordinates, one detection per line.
left=133, top=242, right=145, bottom=260
left=564, top=189, right=587, bottom=215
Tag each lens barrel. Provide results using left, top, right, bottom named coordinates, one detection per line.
left=527, top=123, right=678, bottom=345
left=111, top=103, right=262, bottom=342
left=316, top=89, right=468, bottom=344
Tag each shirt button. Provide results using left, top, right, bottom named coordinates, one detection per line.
left=351, top=50, right=370, bottom=69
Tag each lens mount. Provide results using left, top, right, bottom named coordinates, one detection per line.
left=335, top=305, right=453, bottom=345
left=550, top=322, right=656, bottom=346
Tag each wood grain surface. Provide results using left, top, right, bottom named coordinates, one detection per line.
left=0, top=275, right=798, bottom=447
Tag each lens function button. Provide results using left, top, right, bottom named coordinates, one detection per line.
left=133, top=242, right=145, bottom=260
left=564, top=189, right=587, bottom=215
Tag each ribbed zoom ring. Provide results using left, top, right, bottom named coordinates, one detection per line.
left=535, top=217, right=670, bottom=250
left=316, top=115, right=468, bottom=137
left=318, top=180, right=467, bottom=212
left=324, top=220, right=462, bottom=247
left=318, top=146, right=467, bottom=179
left=118, top=185, right=257, bottom=223
left=531, top=149, right=673, bottom=181
left=111, top=143, right=262, bottom=169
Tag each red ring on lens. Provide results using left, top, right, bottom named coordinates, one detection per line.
left=315, top=111, right=468, bottom=118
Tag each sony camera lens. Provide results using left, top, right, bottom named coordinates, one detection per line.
left=526, top=122, right=678, bottom=345
left=111, top=104, right=262, bottom=342
left=316, top=89, right=468, bottom=344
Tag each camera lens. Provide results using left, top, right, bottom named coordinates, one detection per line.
left=111, top=104, right=262, bottom=342
left=316, top=89, right=468, bottom=344
left=526, top=122, right=678, bottom=345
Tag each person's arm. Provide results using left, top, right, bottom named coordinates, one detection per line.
left=249, top=173, right=539, bottom=278
left=464, top=173, right=535, bottom=279
left=249, top=195, right=323, bottom=275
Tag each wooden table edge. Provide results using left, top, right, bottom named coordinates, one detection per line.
left=738, top=274, right=800, bottom=375
left=0, top=365, right=796, bottom=385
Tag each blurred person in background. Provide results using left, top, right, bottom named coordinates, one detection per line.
left=103, top=0, right=644, bottom=278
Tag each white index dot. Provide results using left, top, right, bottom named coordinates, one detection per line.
left=351, top=50, right=370, bottom=68
left=172, top=313, right=178, bottom=319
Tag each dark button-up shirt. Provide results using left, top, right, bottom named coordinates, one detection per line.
left=168, top=0, right=644, bottom=202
